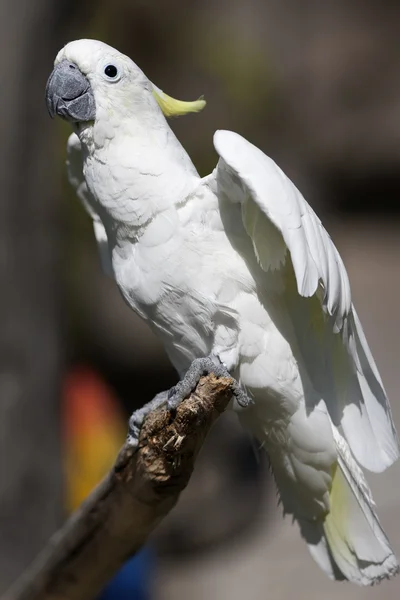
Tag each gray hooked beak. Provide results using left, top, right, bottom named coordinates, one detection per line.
left=45, top=60, right=96, bottom=122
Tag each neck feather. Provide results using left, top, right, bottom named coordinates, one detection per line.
left=77, top=109, right=199, bottom=229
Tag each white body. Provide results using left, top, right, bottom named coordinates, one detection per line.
left=58, top=40, right=399, bottom=585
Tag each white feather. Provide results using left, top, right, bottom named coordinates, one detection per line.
left=322, top=427, right=399, bottom=584
left=55, top=40, right=400, bottom=585
left=214, top=129, right=399, bottom=473
left=66, top=133, right=114, bottom=277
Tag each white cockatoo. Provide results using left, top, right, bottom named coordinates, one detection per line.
left=46, top=39, right=399, bottom=585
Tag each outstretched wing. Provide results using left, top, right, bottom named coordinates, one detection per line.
left=214, top=129, right=399, bottom=472
left=66, top=133, right=114, bottom=278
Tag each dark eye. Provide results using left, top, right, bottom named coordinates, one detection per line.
left=104, top=64, right=118, bottom=79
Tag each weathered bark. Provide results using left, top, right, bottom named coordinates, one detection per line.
left=3, top=374, right=233, bottom=600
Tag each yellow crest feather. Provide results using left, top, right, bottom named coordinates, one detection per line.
left=152, top=84, right=206, bottom=118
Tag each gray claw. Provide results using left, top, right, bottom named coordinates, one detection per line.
left=167, top=354, right=252, bottom=413
left=127, top=390, right=169, bottom=447
left=232, top=387, right=251, bottom=409
left=127, top=355, right=252, bottom=447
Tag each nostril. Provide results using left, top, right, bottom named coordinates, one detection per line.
left=69, top=64, right=76, bottom=69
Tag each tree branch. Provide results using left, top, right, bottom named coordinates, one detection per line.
left=3, top=374, right=234, bottom=600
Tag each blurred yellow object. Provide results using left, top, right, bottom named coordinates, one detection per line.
left=63, top=367, right=126, bottom=512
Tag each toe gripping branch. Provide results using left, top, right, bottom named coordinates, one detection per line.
left=127, top=355, right=250, bottom=447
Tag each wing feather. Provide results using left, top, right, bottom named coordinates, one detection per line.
left=214, top=129, right=399, bottom=472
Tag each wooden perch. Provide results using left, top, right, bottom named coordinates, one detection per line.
left=4, top=374, right=234, bottom=600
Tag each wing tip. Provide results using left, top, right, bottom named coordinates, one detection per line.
left=213, top=129, right=244, bottom=156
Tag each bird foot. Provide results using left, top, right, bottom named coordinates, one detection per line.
left=127, top=390, right=169, bottom=447
left=127, top=354, right=250, bottom=447
left=167, top=355, right=250, bottom=411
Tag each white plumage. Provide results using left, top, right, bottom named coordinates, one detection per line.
left=53, top=39, right=399, bottom=585
left=66, top=133, right=114, bottom=277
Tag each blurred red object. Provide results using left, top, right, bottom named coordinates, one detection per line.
left=62, top=366, right=127, bottom=512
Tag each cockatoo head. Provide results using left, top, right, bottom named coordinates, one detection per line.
left=46, top=39, right=205, bottom=125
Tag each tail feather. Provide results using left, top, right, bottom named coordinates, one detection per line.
left=298, top=429, right=399, bottom=585
left=298, top=518, right=345, bottom=582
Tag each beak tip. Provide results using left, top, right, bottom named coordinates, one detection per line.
left=45, top=99, right=55, bottom=119
left=46, top=103, right=55, bottom=119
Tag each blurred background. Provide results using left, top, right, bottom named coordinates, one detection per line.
left=1, top=1, right=400, bottom=598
